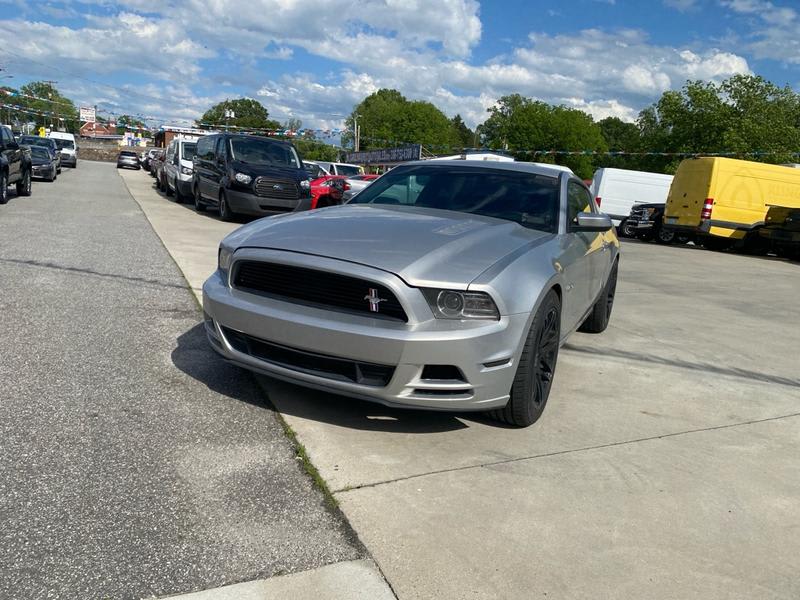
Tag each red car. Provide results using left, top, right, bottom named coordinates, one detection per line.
left=310, top=175, right=350, bottom=208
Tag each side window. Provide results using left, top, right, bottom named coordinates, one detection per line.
left=216, top=137, right=226, bottom=160
left=195, top=137, right=207, bottom=159
left=0, top=127, right=10, bottom=144
left=567, top=181, right=593, bottom=229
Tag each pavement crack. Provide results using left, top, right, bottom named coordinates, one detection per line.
left=0, top=256, right=187, bottom=290
left=333, top=411, right=800, bottom=494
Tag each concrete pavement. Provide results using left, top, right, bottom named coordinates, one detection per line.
left=119, top=166, right=800, bottom=599
left=0, top=162, right=369, bottom=600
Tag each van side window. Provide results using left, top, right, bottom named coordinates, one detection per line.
left=567, top=181, right=594, bottom=229
left=216, top=137, right=226, bottom=160
left=195, top=137, right=209, bottom=159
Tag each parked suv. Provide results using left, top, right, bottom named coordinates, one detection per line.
left=192, top=133, right=311, bottom=221
left=1, top=124, right=33, bottom=203
left=163, top=137, right=198, bottom=202
left=626, top=203, right=691, bottom=244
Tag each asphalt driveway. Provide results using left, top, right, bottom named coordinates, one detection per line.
left=0, top=162, right=362, bottom=600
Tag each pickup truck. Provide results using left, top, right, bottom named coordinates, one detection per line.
left=1, top=124, right=33, bottom=204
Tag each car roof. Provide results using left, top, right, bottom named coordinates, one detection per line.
left=395, top=159, right=574, bottom=179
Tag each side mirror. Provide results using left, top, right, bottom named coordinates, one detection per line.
left=573, top=212, right=613, bottom=232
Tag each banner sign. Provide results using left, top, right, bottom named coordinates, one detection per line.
left=345, top=144, right=422, bottom=165
left=79, top=106, right=96, bottom=122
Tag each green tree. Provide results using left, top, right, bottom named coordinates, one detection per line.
left=284, top=117, right=302, bottom=132
left=17, top=81, right=79, bottom=132
left=294, top=138, right=339, bottom=161
left=344, top=89, right=461, bottom=151
left=116, top=114, right=147, bottom=134
left=198, top=98, right=280, bottom=131
left=478, top=95, right=607, bottom=178
left=451, top=114, right=475, bottom=148
left=597, top=117, right=643, bottom=170
left=636, top=75, right=800, bottom=172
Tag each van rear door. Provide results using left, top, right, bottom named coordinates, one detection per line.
left=665, top=158, right=715, bottom=227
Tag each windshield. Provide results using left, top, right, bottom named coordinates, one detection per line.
left=304, top=162, right=324, bottom=178
left=31, top=147, right=51, bottom=159
left=181, top=142, right=197, bottom=160
left=229, top=137, right=300, bottom=168
left=120, top=151, right=137, bottom=157
left=335, top=164, right=361, bottom=176
left=21, top=137, right=53, bottom=149
left=350, top=165, right=560, bottom=233
left=52, top=139, right=75, bottom=150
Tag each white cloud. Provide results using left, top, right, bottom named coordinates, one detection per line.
left=721, top=0, right=800, bottom=64
left=0, top=1, right=755, bottom=131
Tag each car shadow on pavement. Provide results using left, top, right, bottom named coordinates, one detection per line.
left=172, top=322, right=476, bottom=433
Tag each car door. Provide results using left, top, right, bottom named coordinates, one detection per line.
left=196, top=136, right=214, bottom=199
left=559, top=179, right=604, bottom=331
left=572, top=180, right=608, bottom=305
left=210, top=136, right=227, bottom=204
left=164, top=141, right=176, bottom=183
left=1, top=127, right=20, bottom=182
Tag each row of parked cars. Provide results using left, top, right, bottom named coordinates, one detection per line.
left=1, top=125, right=78, bottom=204
left=118, top=133, right=378, bottom=221
left=589, top=162, right=800, bottom=259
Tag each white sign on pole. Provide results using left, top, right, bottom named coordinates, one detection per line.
left=79, top=106, right=96, bottom=123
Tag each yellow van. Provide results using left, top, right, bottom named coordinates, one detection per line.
left=664, top=157, right=800, bottom=247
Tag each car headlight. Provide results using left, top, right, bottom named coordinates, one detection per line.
left=234, top=172, right=252, bottom=184
left=421, top=289, right=500, bottom=320
left=300, top=179, right=310, bottom=189
left=181, top=166, right=193, bottom=175
left=218, top=246, right=234, bottom=277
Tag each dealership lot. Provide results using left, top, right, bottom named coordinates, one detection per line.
left=1, top=161, right=797, bottom=599
left=117, top=164, right=800, bottom=599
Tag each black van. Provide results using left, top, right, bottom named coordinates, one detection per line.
left=192, top=133, right=311, bottom=220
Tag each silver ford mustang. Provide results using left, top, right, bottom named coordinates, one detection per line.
left=203, top=161, right=619, bottom=426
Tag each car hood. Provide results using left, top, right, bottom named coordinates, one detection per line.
left=229, top=204, right=551, bottom=287
left=231, top=160, right=306, bottom=181
left=31, top=157, right=52, bottom=165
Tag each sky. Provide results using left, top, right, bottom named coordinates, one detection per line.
left=0, top=0, right=798, bottom=133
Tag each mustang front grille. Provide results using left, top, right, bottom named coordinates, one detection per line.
left=221, top=326, right=395, bottom=387
left=232, top=261, right=408, bottom=322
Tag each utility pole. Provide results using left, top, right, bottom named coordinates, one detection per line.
left=353, top=113, right=361, bottom=152
left=42, top=80, right=58, bottom=131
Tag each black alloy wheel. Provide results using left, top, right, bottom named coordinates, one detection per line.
left=655, top=226, right=675, bottom=244
left=17, top=169, right=32, bottom=196
left=621, top=219, right=636, bottom=238
left=490, top=289, right=561, bottom=427
left=218, top=191, right=233, bottom=222
left=0, top=173, right=8, bottom=204
left=194, top=186, right=205, bottom=212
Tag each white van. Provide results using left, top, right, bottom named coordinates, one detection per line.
left=163, top=137, right=200, bottom=202
left=313, top=161, right=364, bottom=176
left=47, top=131, right=78, bottom=168
left=589, top=167, right=673, bottom=226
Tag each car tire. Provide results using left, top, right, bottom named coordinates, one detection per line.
left=0, top=172, right=8, bottom=204
left=620, top=219, right=636, bottom=238
left=579, top=259, right=618, bottom=334
left=488, top=289, right=561, bottom=428
left=49, top=171, right=56, bottom=182
left=218, top=191, right=234, bottom=222
left=173, top=179, right=183, bottom=203
left=194, top=186, right=206, bottom=212
left=702, top=237, right=733, bottom=251
left=17, top=168, right=32, bottom=196
left=655, top=226, right=675, bottom=244
left=166, top=177, right=174, bottom=198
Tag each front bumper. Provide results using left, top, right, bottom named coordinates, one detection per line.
left=225, top=187, right=305, bottom=216
left=202, top=256, right=526, bottom=412
left=32, top=165, right=55, bottom=178
left=60, top=153, right=77, bottom=167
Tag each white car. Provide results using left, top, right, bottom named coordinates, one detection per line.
left=589, top=167, right=673, bottom=228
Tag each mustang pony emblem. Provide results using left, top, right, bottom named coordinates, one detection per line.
left=364, top=288, right=387, bottom=312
